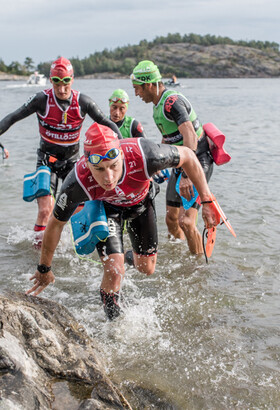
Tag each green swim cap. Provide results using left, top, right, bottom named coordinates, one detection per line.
left=109, top=89, right=129, bottom=105
left=131, top=60, right=162, bottom=84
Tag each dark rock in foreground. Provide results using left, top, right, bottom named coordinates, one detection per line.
left=0, top=292, right=132, bottom=409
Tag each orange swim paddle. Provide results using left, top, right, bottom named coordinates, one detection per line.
left=210, top=193, right=236, bottom=237
left=205, top=226, right=217, bottom=258
left=202, top=194, right=236, bottom=263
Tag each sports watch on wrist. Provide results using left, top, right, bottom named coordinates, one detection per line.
left=37, top=264, right=51, bottom=274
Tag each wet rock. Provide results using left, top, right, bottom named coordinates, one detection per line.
left=0, top=292, right=132, bottom=409
left=120, top=382, right=180, bottom=410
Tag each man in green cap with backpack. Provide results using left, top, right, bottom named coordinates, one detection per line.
left=131, top=60, right=214, bottom=255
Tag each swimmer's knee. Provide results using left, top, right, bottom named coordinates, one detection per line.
left=179, top=214, right=196, bottom=233
left=134, top=253, right=157, bottom=276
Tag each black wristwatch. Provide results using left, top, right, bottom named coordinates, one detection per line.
left=37, top=264, right=51, bottom=274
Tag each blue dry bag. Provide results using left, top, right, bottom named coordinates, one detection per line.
left=153, top=168, right=170, bottom=184
left=70, top=200, right=109, bottom=255
left=175, top=173, right=199, bottom=210
left=23, top=166, right=51, bottom=202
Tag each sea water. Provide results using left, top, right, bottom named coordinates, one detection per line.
left=0, top=78, right=280, bottom=409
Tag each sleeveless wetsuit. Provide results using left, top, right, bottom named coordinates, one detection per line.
left=153, top=89, right=213, bottom=209
left=153, top=90, right=203, bottom=145
left=37, top=88, right=84, bottom=146
left=113, top=115, right=146, bottom=139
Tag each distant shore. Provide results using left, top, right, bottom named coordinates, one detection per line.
left=1, top=71, right=278, bottom=82
left=0, top=72, right=127, bottom=81
left=0, top=73, right=27, bottom=81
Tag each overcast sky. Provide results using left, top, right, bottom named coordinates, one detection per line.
left=1, top=0, right=279, bottom=66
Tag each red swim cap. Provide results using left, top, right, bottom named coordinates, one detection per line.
left=50, top=57, right=74, bottom=78
left=84, top=123, right=120, bottom=158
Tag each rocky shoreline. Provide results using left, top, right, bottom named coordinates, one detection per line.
left=0, top=291, right=133, bottom=409
left=0, top=291, right=179, bottom=409
left=151, top=43, right=280, bottom=78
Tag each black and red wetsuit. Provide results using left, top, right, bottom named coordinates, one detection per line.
left=0, top=88, right=122, bottom=195
left=53, top=138, right=180, bottom=257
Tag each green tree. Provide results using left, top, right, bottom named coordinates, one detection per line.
left=37, top=62, right=52, bottom=77
left=71, top=58, right=85, bottom=77
left=24, top=57, right=35, bottom=71
left=8, top=61, right=23, bottom=75
left=166, top=32, right=182, bottom=43
left=0, top=59, right=7, bottom=72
